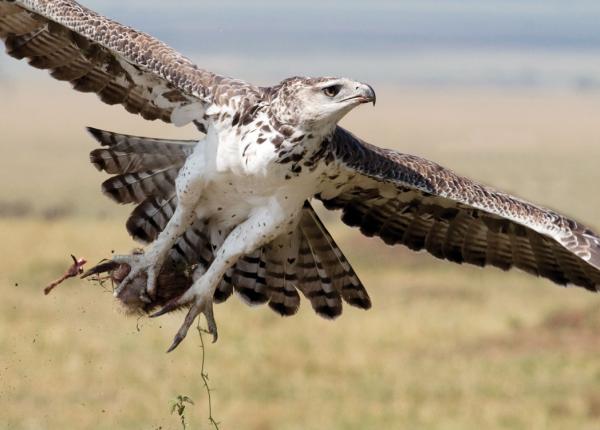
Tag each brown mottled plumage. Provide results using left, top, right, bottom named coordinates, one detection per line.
left=0, top=0, right=256, bottom=127
left=321, top=127, right=600, bottom=291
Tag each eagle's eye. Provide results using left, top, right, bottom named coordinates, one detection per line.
left=322, top=85, right=342, bottom=98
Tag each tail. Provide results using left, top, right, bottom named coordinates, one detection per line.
left=90, top=127, right=372, bottom=318
left=88, top=126, right=191, bottom=240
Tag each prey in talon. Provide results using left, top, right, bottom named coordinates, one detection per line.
left=82, top=258, right=194, bottom=318
left=7, top=0, right=600, bottom=353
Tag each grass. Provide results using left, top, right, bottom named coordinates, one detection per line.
left=2, top=84, right=600, bottom=429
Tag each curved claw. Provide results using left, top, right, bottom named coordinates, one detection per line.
left=205, top=305, right=219, bottom=344
left=164, top=297, right=218, bottom=353
left=80, top=260, right=118, bottom=279
left=150, top=295, right=184, bottom=318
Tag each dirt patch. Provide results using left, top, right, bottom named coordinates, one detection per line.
left=0, top=200, right=74, bottom=220
left=466, top=304, right=600, bottom=356
left=0, top=200, right=33, bottom=218
left=399, top=284, right=484, bottom=303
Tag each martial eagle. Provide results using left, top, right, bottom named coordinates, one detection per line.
left=2, top=0, right=600, bottom=352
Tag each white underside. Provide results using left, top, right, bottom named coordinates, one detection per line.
left=181, top=122, right=327, bottom=233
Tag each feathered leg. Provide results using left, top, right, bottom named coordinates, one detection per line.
left=152, top=198, right=302, bottom=352
left=113, top=145, right=207, bottom=299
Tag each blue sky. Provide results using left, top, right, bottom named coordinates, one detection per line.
left=3, top=1, right=600, bottom=88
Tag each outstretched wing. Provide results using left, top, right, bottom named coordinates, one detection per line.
left=318, top=127, right=600, bottom=291
left=0, top=0, right=250, bottom=125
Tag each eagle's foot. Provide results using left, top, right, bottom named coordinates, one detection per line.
left=112, top=252, right=160, bottom=300
left=150, top=285, right=218, bottom=352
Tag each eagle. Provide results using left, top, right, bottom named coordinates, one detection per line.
left=2, top=0, right=600, bottom=352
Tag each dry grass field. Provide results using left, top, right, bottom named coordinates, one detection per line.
left=2, top=82, right=600, bottom=429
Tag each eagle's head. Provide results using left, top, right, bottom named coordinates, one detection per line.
left=269, top=76, right=376, bottom=131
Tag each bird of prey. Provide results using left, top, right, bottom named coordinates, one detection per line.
left=2, top=0, right=600, bottom=352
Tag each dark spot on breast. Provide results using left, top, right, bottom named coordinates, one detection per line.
left=257, top=137, right=266, bottom=144
left=241, top=115, right=254, bottom=126
left=281, top=126, right=294, bottom=137
left=272, top=136, right=284, bottom=147
left=193, top=121, right=207, bottom=133
left=231, top=112, right=240, bottom=126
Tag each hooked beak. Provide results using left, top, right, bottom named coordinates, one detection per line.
left=340, top=83, right=376, bottom=106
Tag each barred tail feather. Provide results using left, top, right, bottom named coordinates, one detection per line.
left=126, top=195, right=177, bottom=243
left=87, top=127, right=196, bottom=152
left=265, top=232, right=301, bottom=316
left=297, top=217, right=343, bottom=318
left=297, top=205, right=371, bottom=317
left=302, top=207, right=372, bottom=310
left=168, top=219, right=213, bottom=268
left=88, top=127, right=194, bottom=174
left=214, top=268, right=234, bottom=304
left=90, top=148, right=186, bottom=174
left=90, top=128, right=194, bottom=207
left=101, top=168, right=179, bottom=204
left=233, top=249, right=269, bottom=305
left=295, top=237, right=327, bottom=313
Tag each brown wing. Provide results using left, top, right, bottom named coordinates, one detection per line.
left=318, top=126, right=600, bottom=291
left=0, top=0, right=252, bottom=124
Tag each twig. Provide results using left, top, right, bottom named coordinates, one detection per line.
left=197, top=321, right=220, bottom=430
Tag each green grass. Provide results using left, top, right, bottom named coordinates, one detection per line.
left=2, top=86, right=600, bottom=429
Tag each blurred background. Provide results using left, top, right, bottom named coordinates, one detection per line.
left=2, top=1, right=600, bottom=429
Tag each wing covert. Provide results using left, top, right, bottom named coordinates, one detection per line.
left=0, top=0, right=252, bottom=125
left=318, top=126, right=600, bottom=291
